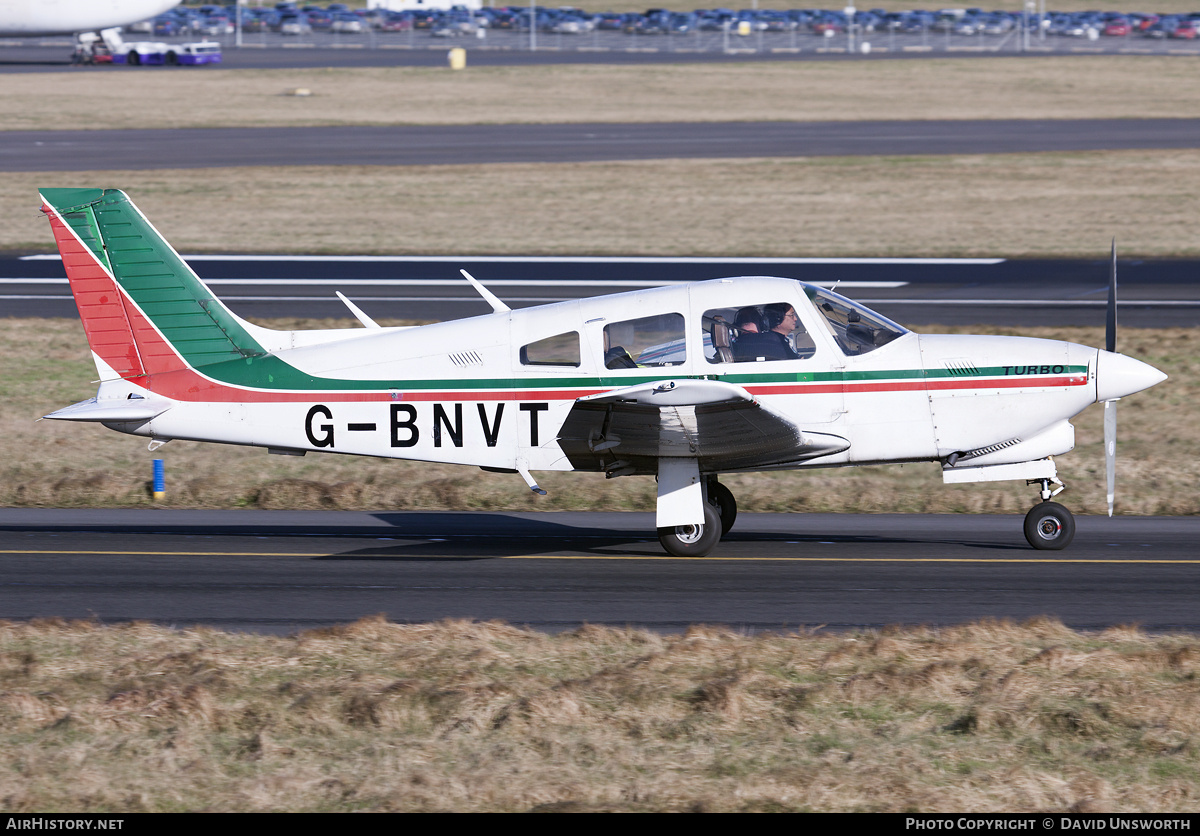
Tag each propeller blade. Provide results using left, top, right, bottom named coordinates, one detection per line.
left=1104, top=399, right=1117, bottom=517
left=1105, top=241, right=1119, bottom=516
left=1107, top=239, right=1117, bottom=353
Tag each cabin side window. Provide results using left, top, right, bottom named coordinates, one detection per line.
left=520, top=331, right=581, bottom=367
left=702, top=303, right=816, bottom=364
left=602, top=313, right=685, bottom=369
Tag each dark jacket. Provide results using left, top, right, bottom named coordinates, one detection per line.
left=731, top=330, right=801, bottom=362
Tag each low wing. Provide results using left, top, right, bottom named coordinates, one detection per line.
left=556, top=378, right=849, bottom=475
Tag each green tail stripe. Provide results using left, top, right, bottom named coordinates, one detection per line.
left=41, top=188, right=266, bottom=368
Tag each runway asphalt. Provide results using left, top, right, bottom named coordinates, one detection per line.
left=5, top=253, right=1199, bottom=326
left=1, top=509, right=1196, bottom=634
left=7, top=119, right=1200, bottom=171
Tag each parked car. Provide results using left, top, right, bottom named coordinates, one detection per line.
left=377, top=12, right=412, bottom=32
left=278, top=13, right=312, bottom=35
left=1103, top=17, right=1131, bottom=36
left=811, top=12, right=845, bottom=35
left=982, top=12, right=1015, bottom=34
left=152, top=15, right=181, bottom=37
left=331, top=13, right=364, bottom=34
left=1169, top=18, right=1197, bottom=38
left=594, top=12, right=623, bottom=30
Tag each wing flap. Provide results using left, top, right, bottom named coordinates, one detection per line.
left=558, top=378, right=848, bottom=473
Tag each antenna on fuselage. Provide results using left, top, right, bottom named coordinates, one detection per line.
left=335, top=291, right=381, bottom=329
left=460, top=269, right=511, bottom=314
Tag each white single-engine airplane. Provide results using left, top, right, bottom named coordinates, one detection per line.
left=0, top=0, right=177, bottom=36
left=39, top=189, right=1167, bottom=555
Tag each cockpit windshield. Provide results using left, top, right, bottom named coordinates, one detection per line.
left=804, top=285, right=908, bottom=356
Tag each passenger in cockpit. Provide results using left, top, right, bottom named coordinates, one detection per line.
left=733, top=306, right=765, bottom=335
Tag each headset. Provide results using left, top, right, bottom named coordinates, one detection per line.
left=733, top=306, right=768, bottom=333
left=763, top=303, right=794, bottom=331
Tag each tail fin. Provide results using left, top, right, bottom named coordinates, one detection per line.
left=39, top=188, right=265, bottom=381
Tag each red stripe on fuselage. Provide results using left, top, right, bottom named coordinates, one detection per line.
left=133, top=367, right=1088, bottom=406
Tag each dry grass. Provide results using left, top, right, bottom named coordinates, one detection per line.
left=9, top=149, right=1200, bottom=256
left=0, top=615, right=1198, bottom=811
left=4, top=56, right=1199, bottom=132
left=4, top=318, right=1195, bottom=516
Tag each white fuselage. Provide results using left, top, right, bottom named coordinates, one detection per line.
left=92, top=277, right=1122, bottom=482
left=0, top=0, right=177, bottom=36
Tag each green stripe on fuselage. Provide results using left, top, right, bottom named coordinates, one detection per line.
left=191, top=356, right=1089, bottom=395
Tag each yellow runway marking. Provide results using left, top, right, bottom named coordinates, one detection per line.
left=1, top=549, right=1198, bottom=565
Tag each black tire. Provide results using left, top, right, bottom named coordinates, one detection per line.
left=128, top=51, right=141, bottom=66
left=658, top=500, right=722, bottom=557
left=1024, top=502, right=1075, bottom=550
left=165, top=51, right=178, bottom=65
left=707, top=480, right=737, bottom=538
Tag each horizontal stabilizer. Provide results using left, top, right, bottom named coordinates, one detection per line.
left=43, top=395, right=173, bottom=423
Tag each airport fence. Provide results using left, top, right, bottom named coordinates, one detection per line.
left=161, top=25, right=1200, bottom=57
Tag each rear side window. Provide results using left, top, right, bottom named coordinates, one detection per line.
left=603, top=313, right=685, bottom=369
left=521, top=331, right=580, bottom=367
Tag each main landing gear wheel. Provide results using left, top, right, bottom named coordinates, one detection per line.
left=658, top=500, right=722, bottom=557
left=706, top=480, right=737, bottom=538
left=1024, top=502, right=1075, bottom=550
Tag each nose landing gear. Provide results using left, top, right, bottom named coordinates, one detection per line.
left=1024, top=477, right=1075, bottom=550
left=1025, top=502, right=1075, bottom=549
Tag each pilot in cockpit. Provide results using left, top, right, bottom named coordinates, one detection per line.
left=732, top=303, right=803, bottom=362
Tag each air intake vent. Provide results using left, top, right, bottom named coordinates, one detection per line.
left=944, top=359, right=981, bottom=377
left=448, top=351, right=483, bottom=368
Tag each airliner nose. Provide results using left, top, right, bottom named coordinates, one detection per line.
left=1095, top=351, right=1168, bottom=402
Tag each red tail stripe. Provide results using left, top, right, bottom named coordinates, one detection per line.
left=46, top=202, right=190, bottom=378
left=45, top=206, right=146, bottom=379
